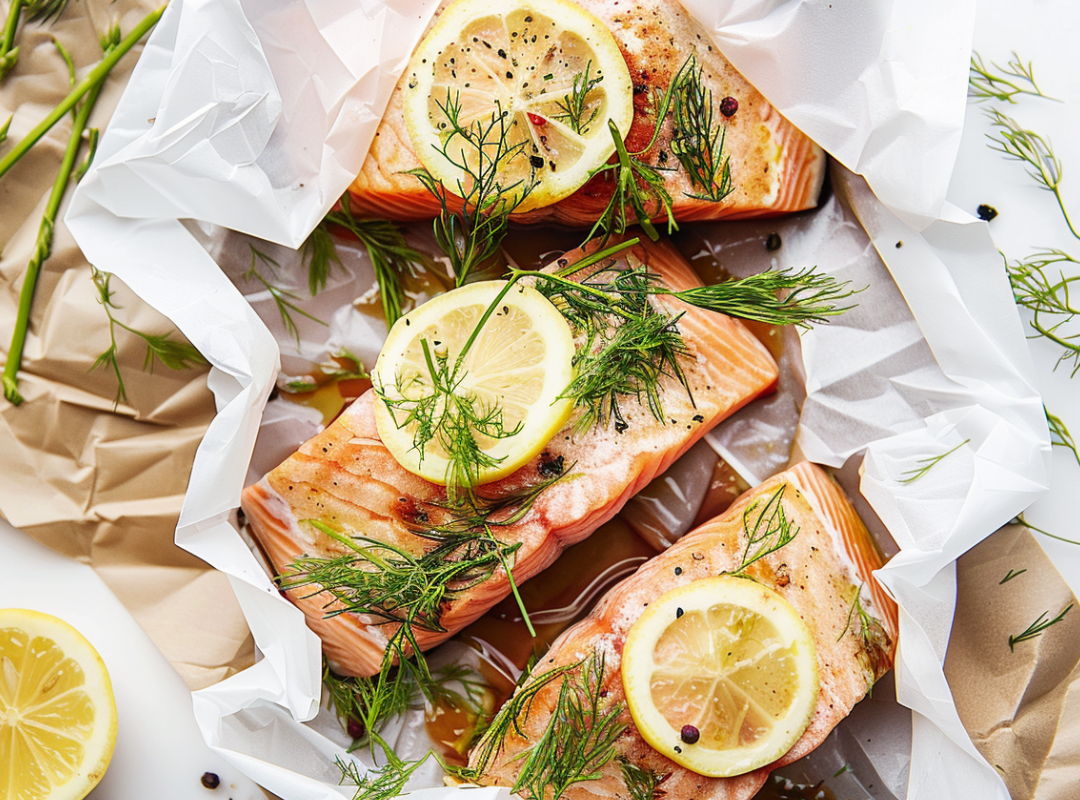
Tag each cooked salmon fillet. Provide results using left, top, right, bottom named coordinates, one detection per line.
left=240, top=237, right=778, bottom=677
left=468, top=461, right=897, bottom=800
left=348, top=0, right=825, bottom=226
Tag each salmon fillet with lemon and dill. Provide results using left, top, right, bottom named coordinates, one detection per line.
left=464, top=461, right=897, bottom=800
left=240, top=236, right=779, bottom=677
left=348, top=0, right=825, bottom=227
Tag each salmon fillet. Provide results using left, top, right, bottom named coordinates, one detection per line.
left=348, top=0, right=825, bottom=226
left=467, top=461, right=897, bottom=800
left=240, top=237, right=778, bottom=677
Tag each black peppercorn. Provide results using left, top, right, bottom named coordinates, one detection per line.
left=766, top=233, right=782, bottom=251
left=976, top=204, right=998, bottom=221
left=201, top=772, right=221, bottom=790
left=681, top=724, right=700, bottom=744
left=719, top=96, right=739, bottom=117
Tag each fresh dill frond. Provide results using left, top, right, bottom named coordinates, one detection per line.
left=89, top=267, right=207, bottom=407
left=897, top=438, right=970, bottom=484
left=546, top=262, right=691, bottom=433
left=410, top=92, right=536, bottom=286
left=986, top=109, right=1079, bottom=240
left=337, top=735, right=434, bottom=800
left=244, top=245, right=326, bottom=345
left=314, top=197, right=431, bottom=325
left=969, top=51, right=1055, bottom=104
left=1005, top=250, right=1080, bottom=376
left=1008, top=604, right=1072, bottom=651
left=588, top=120, right=676, bottom=244
left=731, top=485, right=799, bottom=576
left=510, top=652, right=625, bottom=800
left=836, top=584, right=890, bottom=674
left=1013, top=513, right=1080, bottom=546
left=670, top=55, right=733, bottom=203
left=1045, top=405, right=1080, bottom=465
left=999, top=568, right=1026, bottom=585
left=376, top=339, right=524, bottom=503
left=617, top=757, right=662, bottom=800
left=279, top=519, right=523, bottom=635
left=668, top=267, right=858, bottom=328
left=281, top=349, right=369, bottom=394
left=551, top=60, right=604, bottom=135
left=467, top=654, right=624, bottom=800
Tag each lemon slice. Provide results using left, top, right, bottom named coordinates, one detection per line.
left=622, top=577, right=818, bottom=777
left=403, top=0, right=634, bottom=212
left=373, top=280, right=575, bottom=486
left=0, top=609, right=118, bottom=800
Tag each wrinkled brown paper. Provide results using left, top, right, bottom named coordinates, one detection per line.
left=946, top=524, right=1080, bottom=800
left=0, top=0, right=254, bottom=691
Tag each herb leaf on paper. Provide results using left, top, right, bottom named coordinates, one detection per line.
left=1008, top=604, right=1072, bottom=651
left=969, top=51, right=1057, bottom=104
left=89, top=268, right=207, bottom=408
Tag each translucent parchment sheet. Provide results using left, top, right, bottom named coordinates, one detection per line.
left=64, top=0, right=1053, bottom=798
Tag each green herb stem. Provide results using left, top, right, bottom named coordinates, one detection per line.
left=0, top=0, right=22, bottom=80
left=3, top=64, right=104, bottom=404
left=0, top=5, right=164, bottom=182
left=1009, top=604, right=1072, bottom=651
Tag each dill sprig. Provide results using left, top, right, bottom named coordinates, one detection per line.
left=1046, top=406, right=1080, bottom=466
left=986, top=109, right=1079, bottom=240
left=520, top=248, right=854, bottom=432
left=1008, top=604, right=1072, bottom=651
left=551, top=60, right=604, bottom=135
left=466, top=654, right=625, bottom=800
left=282, top=348, right=369, bottom=393
left=1005, top=250, right=1080, bottom=375
left=337, top=739, right=434, bottom=800
left=1014, top=513, right=1080, bottom=546
left=670, top=56, right=732, bottom=203
left=244, top=245, right=326, bottom=345
left=534, top=258, right=691, bottom=433
left=999, top=568, right=1026, bottom=585
left=311, top=197, right=431, bottom=325
left=731, top=485, right=799, bottom=576
left=588, top=119, right=676, bottom=244
left=279, top=519, right=523, bottom=634
left=410, top=93, right=535, bottom=286
left=88, top=268, right=207, bottom=407
left=897, top=438, right=969, bottom=484
left=376, top=340, right=524, bottom=503
left=969, top=52, right=1055, bottom=104
left=617, top=757, right=662, bottom=800
left=837, top=584, right=890, bottom=675
left=511, top=653, right=624, bottom=800
left=670, top=267, right=859, bottom=328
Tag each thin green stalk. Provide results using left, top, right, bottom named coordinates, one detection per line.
left=3, top=71, right=104, bottom=404
left=0, top=5, right=164, bottom=182
left=0, top=0, right=23, bottom=80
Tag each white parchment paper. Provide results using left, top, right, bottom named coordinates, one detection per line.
left=65, top=1, right=1050, bottom=799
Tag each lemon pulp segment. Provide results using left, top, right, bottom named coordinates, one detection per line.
left=403, top=0, right=634, bottom=212
left=0, top=608, right=117, bottom=800
left=622, top=577, right=818, bottom=778
left=373, top=280, right=575, bottom=485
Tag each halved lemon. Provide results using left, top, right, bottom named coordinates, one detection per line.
left=622, top=577, right=818, bottom=778
left=0, top=608, right=118, bottom=800
left=403, top=0, right=634, bottom=212
left=373, top=280, right=575, bottom=486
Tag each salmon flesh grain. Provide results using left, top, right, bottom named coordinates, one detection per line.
left=239, top=237, right=778, bottom=677
left=467, top=461, right=897, bottom=800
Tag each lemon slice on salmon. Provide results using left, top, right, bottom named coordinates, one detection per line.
left=0, top=608, right=118, bottom=800
left=621, top=577, right=818, bottom=777
left=373, top=280, right=575, bottom=487
left=402, top=0, right=634, bottom=212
